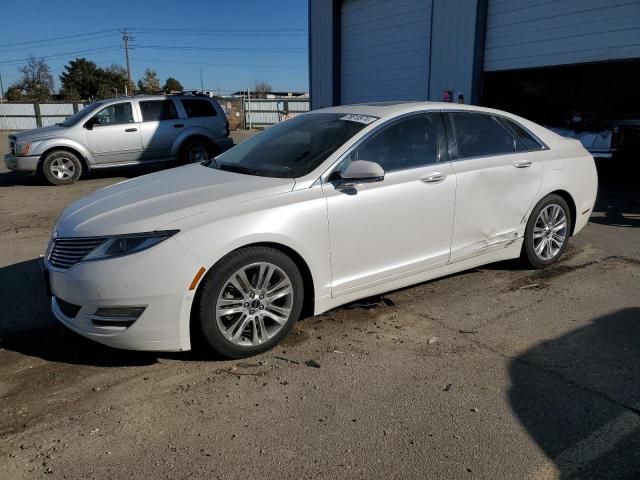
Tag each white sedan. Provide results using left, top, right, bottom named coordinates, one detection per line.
left=45, top=102, right=598, bottom=358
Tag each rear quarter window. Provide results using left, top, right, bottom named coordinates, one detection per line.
left=499, top=117, right=545, bottom=151
left=181, top=99, right=217, bottom=118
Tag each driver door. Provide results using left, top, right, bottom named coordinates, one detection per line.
left=85, top=101, right=143, bottom=164
left=322, top=113, right=456, bottom=298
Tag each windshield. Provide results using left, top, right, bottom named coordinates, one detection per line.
left=211, top=113, right=375, bottom=178
left=58, top=102, right=103, bottom=127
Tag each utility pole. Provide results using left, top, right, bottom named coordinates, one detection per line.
left=200, top=68, right=204, bottom=93
left=122, top=29, right=134, bottom=96
left=0, top=71, right=5, bottom=131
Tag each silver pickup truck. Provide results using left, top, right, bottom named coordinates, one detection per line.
left=4, top=93, right=233, bottom=185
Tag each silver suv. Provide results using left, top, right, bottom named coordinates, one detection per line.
left=4, top=94, right=233, bottom=185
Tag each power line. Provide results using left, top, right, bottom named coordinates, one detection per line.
left=136, top=45, right=305, bottom=52
left=0, top=29, right=119, bottom=50
left=0, top=46, right=121, bottom=66
left=133, top=57, right=307, bottom=69
left=0, top=33, right=115, bottom=53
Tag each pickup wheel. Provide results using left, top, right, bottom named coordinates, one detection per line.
left=180, top=138, right=217, bottom=164
left=39, top=150, right=83, bottom=185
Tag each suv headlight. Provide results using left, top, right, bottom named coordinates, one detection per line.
left=17, top=142, right=32, bottom=156
left=83, top=230, right=179, bottom=261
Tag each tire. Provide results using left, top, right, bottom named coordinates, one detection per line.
left=180, top=138, right=216, bottom=164
left=522, top=194, right=571, bottom=268
left=40, top=150, right=83, bottom=185
left=196, top=246, right=304, bottom=359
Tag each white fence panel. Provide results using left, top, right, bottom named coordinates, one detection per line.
left=39, top=103, right=75, bottom=115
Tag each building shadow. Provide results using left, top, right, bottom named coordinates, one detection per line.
left=509, top=308, right=640, bottom=479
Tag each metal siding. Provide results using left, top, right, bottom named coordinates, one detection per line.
left=485, top=0, right=640, bottom=71
left=429, top=0, right=483, bottom=104
left=340, top=0, right=431, bottom=103
left=309, top=0, right=336, bottom=109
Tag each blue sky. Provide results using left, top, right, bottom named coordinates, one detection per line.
left=0, top=0, right=309, bottom=95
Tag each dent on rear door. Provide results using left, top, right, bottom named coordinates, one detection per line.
left=449, top=152, right=543, bottom=261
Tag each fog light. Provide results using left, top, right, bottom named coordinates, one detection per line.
left=91, top=306, right=146, bottom=328
left=95, top=306, right=146, bottom=318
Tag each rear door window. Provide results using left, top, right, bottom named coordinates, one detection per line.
left=139, top=100, right=179, bottom=122
left=180, top=99, right=217, bottom=118
left=449, top=112, right=516, bottom=159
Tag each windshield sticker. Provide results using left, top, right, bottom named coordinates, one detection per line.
left=339, top=114, right=379, bottom=125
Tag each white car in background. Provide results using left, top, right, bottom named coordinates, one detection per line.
left=44, top=102, right=598, bottom=358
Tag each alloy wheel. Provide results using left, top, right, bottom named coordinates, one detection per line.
left=533, top=203, right=567, bottom=261
left=50, top=156, right=76, bottom=180
left=215, top=262, right=294, bottom=347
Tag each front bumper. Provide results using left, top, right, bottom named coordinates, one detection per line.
left=4, top=153, right=40, bottom=172
left=47, top=237, right=204, bottom=352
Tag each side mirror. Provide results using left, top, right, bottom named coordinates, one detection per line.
left=84, top=117, right=99, bottom=130
left=339, top=160, right=385, bottom=183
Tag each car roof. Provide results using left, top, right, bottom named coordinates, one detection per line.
left=99, top=94, right=214, bottom=104
left=315, top=101, right=516, bottom=118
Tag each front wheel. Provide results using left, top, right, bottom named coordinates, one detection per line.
left=196, top=247, right=304, bottom=358
left=40, top=150, right=83, bottom=185
left=522, top=194, right=571, bottom=268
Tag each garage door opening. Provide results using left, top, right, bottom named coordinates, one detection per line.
left=481, top=60, right=640, bottom=159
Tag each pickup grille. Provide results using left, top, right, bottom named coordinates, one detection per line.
left=49, top=237, right=106, bottom=270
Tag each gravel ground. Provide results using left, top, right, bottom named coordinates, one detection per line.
left=0, top=133, right=639, bottom=479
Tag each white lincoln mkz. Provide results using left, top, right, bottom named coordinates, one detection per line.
left=45, top=102, right=598, bottom=358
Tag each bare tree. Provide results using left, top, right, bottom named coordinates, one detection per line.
left=18, top=55, right=54, bottom=100
left=253, top=80, right=273, bottom=99
left=137, top=68, right=161, bottom=94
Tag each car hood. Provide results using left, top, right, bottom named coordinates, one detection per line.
left=13, top=124, right=68, bottom=141
left=55, top=164, right=295, bottom=237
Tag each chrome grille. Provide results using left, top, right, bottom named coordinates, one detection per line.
left=48, top=237, right=106, bottom=270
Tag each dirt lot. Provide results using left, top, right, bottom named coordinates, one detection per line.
left=0, top=133, right=639, bottom=479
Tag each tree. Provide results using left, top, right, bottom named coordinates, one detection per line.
left=162, top=77, right=183, bottom=93
left=16, top=55, right=54, bottom=100
left=60, top=58, right=128, bottom=100
left=253, top=80, right=273, bottom=99
left=5, top=83, right=23, bottom=101
left=137, top=69, right=161, bottom=94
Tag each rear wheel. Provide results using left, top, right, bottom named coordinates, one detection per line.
left=40, top=150, right=82, bottom=185
left=522, top=194, right=571, bottom=268
left=196, top=246, right=304, bottom=358
left=180, top=138, right=216, bottom=164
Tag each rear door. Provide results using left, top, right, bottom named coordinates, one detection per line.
left=85, top=101, right=142, bottom=163
left=444, top=111, right=543, bottom=261
left=138, top=99, right=182, bottom=159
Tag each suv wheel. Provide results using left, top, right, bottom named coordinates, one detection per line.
left=195, top=246, right=304, bottom=358
left=40, top=150, right=83, bottom=185
left=181, top=138, right=216, bottom=164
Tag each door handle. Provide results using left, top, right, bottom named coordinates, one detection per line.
left=174, top=123, right=184, bottom=128
left=124, top=128, right=137, bottom=132
left=513, top=160, right=532, bottom=168
left=420, top=173, right=446, bottom=184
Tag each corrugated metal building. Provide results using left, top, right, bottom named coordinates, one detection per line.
left=309, top=0, right=640, bottom=126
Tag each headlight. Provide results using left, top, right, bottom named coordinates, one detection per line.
left=83, top=230, right=178, bottom=261
left=17, top=142, right=31, bottom=156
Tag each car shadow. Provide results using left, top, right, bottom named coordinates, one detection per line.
left=509, top=307, right=640, bottom=479
left=0, top=258, right=163, bottom=367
